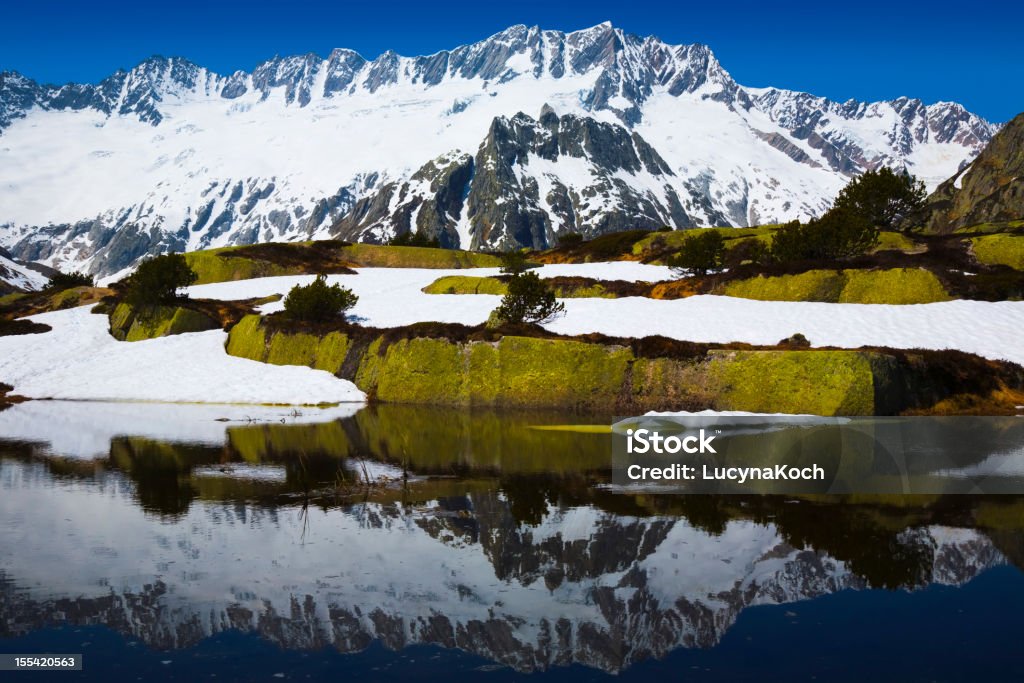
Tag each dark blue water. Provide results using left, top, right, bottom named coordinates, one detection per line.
left=6, top=566, right=1022, bottom=683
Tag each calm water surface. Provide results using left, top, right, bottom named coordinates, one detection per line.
left=1, top=401, right=1022, bottom=682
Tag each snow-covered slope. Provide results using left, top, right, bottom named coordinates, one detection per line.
left=0, top=23, right=998, bottom=275
left=0, top=305, right=365, bottom=404
left=0, top=249, right=49, bottom=292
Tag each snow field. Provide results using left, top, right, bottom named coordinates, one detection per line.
left=1, top=261, right=1022, bottom=405
left=189, top=265, right=1024, bottom=367
left=0, top=306, right=365, bottom=405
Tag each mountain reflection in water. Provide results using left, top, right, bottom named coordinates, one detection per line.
left=1, top=400, right=1022, bottom=676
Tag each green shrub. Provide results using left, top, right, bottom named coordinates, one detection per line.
left=770, top=208, right=878, bottom=263
left=45, top=270, right=94, bottom=291
left=283, top=274, right=359, bottom=323
left=558, top=232, right=584, bottom=247
left=499, top=250, right=532, bottom=275
left=668, top=230, right=726, bottom=276
left=767, top=220, right=806, bottom=263
left=387, top=231, right=440, bottom=248
left=124, top=253, right=198, bottom=305
left=812, top=206, right=879, bottom=257
left=492, top=272, right=565, bottom=325
left=832, top=167, right=926, bottom=230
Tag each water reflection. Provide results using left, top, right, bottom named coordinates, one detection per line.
left=0, top=401, right=1022, bottom=674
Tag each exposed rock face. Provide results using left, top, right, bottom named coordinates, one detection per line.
left=0, top=23, right=999, bottom=275
left=913, top=112, right=1024, bottom=232
left=332, top=152, right=475, bottom=248
left=333, top=108, right=712, bottom=249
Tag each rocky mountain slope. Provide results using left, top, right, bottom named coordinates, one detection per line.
left=332, top=106, right=722, bottom=249
left=914, top=112, right=1024, bottom=232
left=0, top=247, right=50, bottom=293
left=0, top=23, right=999, bottom=275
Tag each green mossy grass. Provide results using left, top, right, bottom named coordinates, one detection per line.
left=422, top=275, right=614, bottom=298
left=109, top=302, right=220, bottom=341
left=872, top=231, right=921, bottom=253
left=185, top=248, right=297, bottom=284
left=838, top=269, right=950, bottom=304
left=953, top=220, right=1024, bottom=235
left=422, top=275, right=509, bottom=295
left=721, top=268, right=950, bottom=304
left=225, top=315, right=892, bottom=414
left=340, top=243, right=501, bottom=269
left=0, top=292, right=27, bottom=307
left=633, top=225, right=781, bottom=261
left=708, top=350, right=875, bottom=415
left=970, top=234, right=1024, bottom=270
left=186, top=242, right=501, bottom=285
left=226, top=314, right=351, bottom=375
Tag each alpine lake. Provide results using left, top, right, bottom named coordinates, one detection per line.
left=1, top=400, right=1022, bottom=682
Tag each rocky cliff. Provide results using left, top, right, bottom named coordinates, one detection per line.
left=915, top=112, right=1024, bottom=232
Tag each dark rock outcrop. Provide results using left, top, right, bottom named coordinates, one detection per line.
left=332, top=108, right=707, bottom=250
left=912, top=112, right=1024, bottom=232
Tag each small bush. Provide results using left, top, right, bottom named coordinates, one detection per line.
left=283, top=274, right=358, bottom=323
left=558, top=232, right=584, bottom=247
left=778, top=333, right=812, bottom=348
left=492, top=272, right=565, bottom=325
left=727, top=238, right=771, bottom=267
left=387, top=231, right=440, bottom=248
left=499, top=250, right=532, bottom=275
left=832, top=167, right=926, bottom=230
left=770, top=208, right=878, bottom=263
left=668, top=230, right=726, bottom=276
left=46, top=270, right=94, bottom=291
left=579, top=229, right=652, bottom=260
left=124, top=253, right=197, bottom=305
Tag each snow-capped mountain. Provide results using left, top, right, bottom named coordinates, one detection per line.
left=333, top=106, right=723, bottom=249
left=0, top=22, right=999, bottom=275
left=0, top=246, right=50, bottom=292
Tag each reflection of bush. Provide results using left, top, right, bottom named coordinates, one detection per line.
left=109, top=437, right=207, bottom=518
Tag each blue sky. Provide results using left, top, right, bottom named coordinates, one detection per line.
left=2, top=0, right=1021, bottom=122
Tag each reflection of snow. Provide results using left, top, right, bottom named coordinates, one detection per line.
left=345, top=458, right=405, bottom=482
left=935, top=446, right=1024, bottom=478
left=0, top=399, right=360, bottom=460
left=193, top=464, right=288, bottom=482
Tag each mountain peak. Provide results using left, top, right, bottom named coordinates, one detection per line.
left=0, top=22, right=1001, bottom=275
left=574, top=20, right=614, bottom=33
